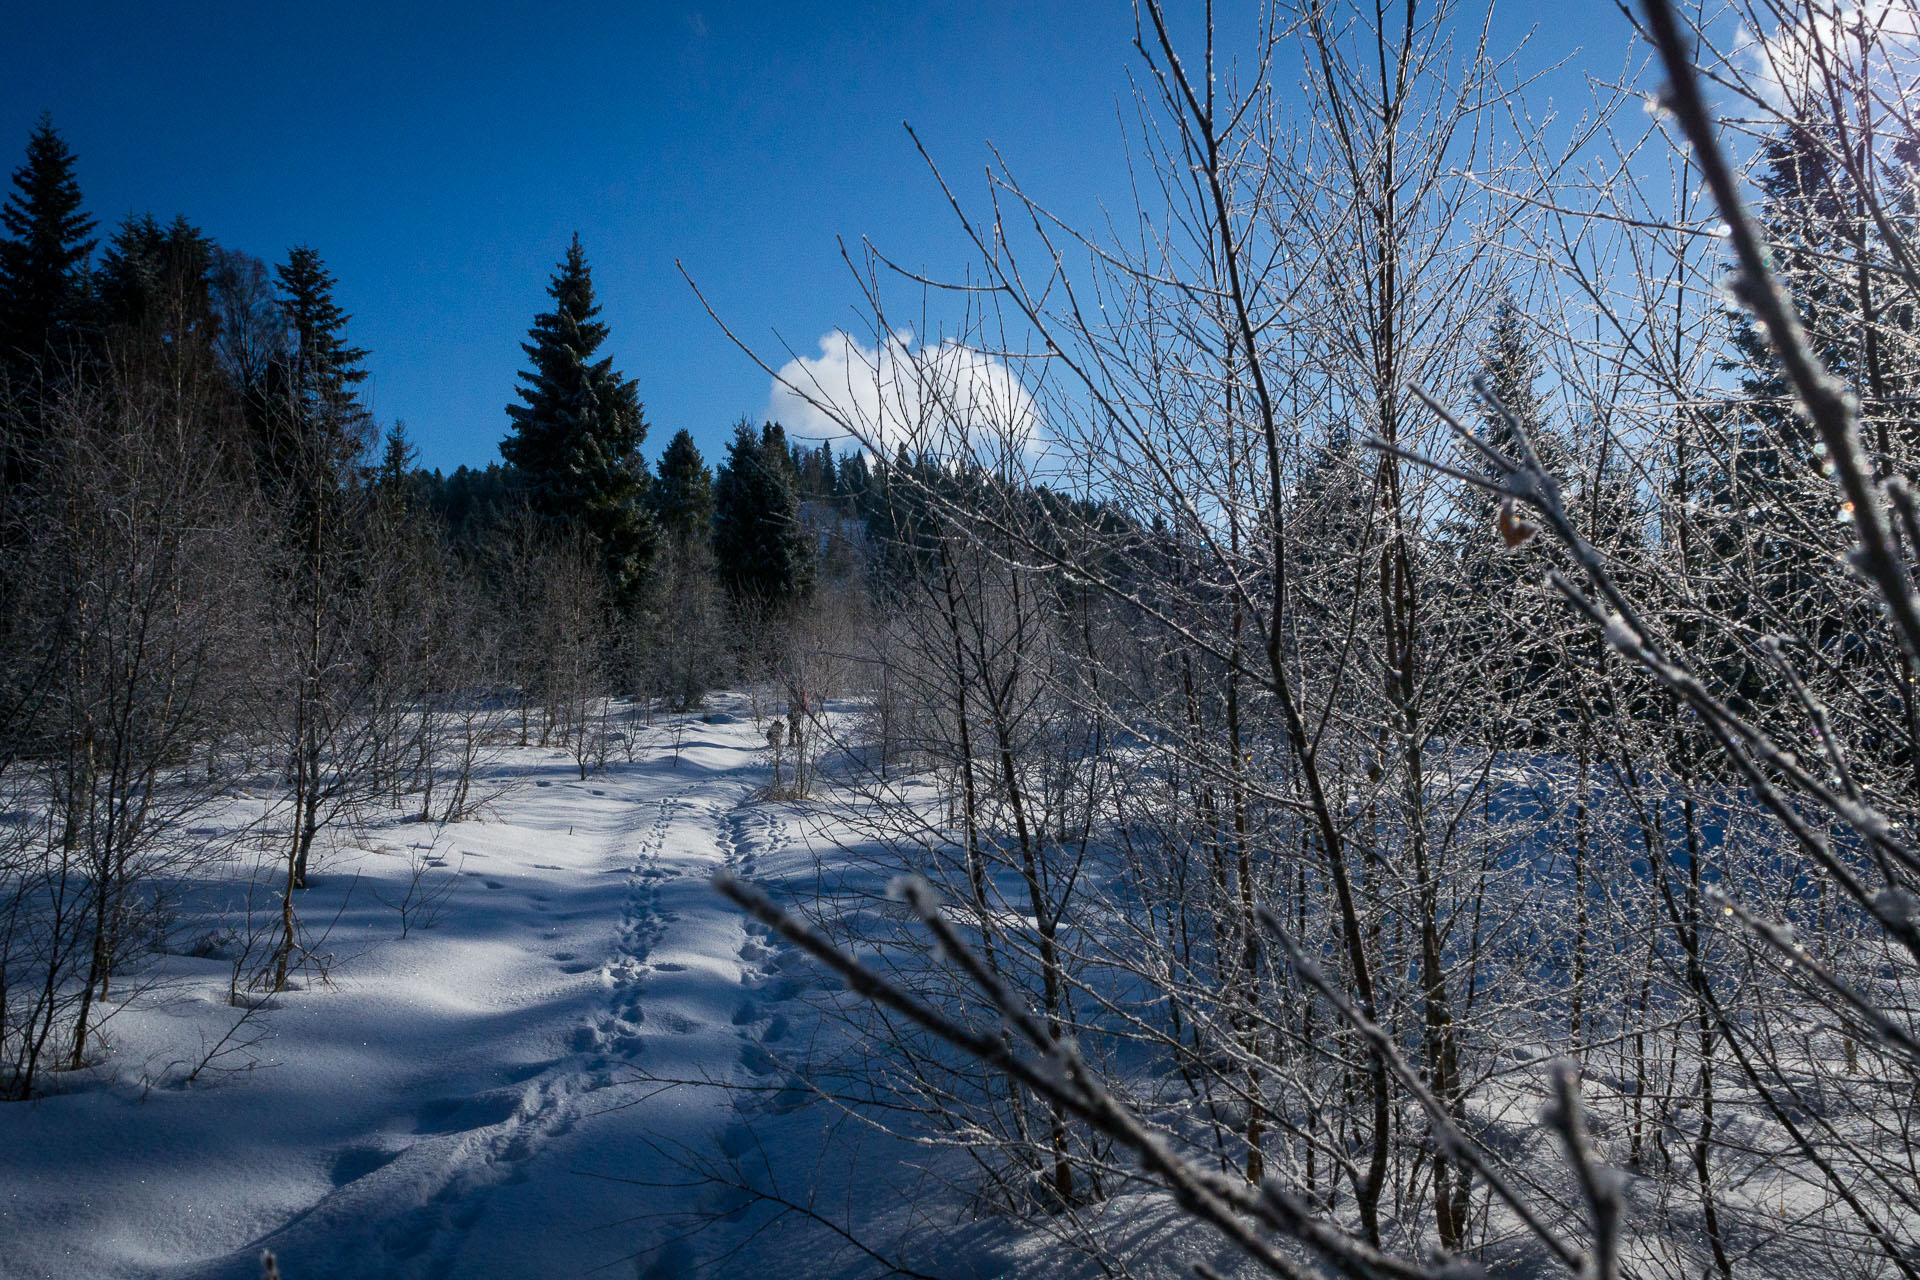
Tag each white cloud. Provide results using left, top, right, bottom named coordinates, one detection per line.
left=766, top=330, right=1042, bottom=462
left=1737, top=0, right=1920, bottom=112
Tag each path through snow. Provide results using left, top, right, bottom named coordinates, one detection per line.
left=0, top=696, right=841, bottom=1280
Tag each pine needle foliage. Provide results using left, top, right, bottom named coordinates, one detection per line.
left=502, top=234, right=654, bottom=606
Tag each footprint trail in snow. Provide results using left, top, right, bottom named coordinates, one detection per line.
left=91, top=700, right=839, bottom=1280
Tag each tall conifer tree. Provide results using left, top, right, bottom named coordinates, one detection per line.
left=94, top=215, right=222, bottom=365
left=712, top=420, right=813, bottom=611
left=0, top=116, right=94, bottom=492
left=272, top=244, right=372, bottom=482
left=650, top=428, right=713, bottom=547
left=378, top=422, right=420, bottom=495
left=0, top=116, right=94, bottom=380
left=502, top=235, right=653, bottom=605
left=278, top=249, right=368, bottom=412
left=1474, top=298, right=1567, bottom=479
left=1706, top=120, right=1920, bottom=681
left=1454, top=297, right=1573, bottom=742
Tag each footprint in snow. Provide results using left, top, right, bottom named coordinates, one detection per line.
left=718, top=1123, right=757, bottom=1159
left=753, top=975, right=808, bottom=1002
left=413, top=1092, right=518, bottom=1135
left=767, top=1077, right=811, bottom=1114
left=501, top=1059, right=557, bottom=1084
left=329, top=1144, right=399, bottom=1187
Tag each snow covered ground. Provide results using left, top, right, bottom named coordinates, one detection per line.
left=0, top=695, right=929, bottom=1280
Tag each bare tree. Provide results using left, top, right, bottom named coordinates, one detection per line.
left=690, top=0, right=1920, bottom=1275
left=1, top=356, right=256, bottom=1090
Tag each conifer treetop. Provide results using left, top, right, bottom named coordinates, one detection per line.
left=1475, top=296, right=1568, bottom=479
left=652, top=427, right=714, bottom=545
left=278, top=246, right=367, bottom=375
left=500, top=234, right=653, bottom=606
left=276, top=244, right=369, bottom=417
left=712, top=418, right=813, bottom=610
left=502, top=233, right=646, bottom=514
left=0, top=114, right=96, bottom=359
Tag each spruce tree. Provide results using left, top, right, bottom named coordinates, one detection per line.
left=1454, top=297, right=1572, bottom=743
left=248, top=246, right=378, bottom=894
left=1721, top=118, right=1920, bottom=482
left=378, top=422, right=420, bottom=494
left=642, top=429, right=720, bottom=709
left=1705, top=121, right=1920, bottom=691
left=96, top=215, right=211, bottom=327
left=817, top=441, right=837, bottom=500
left=712, top=419, right=813, bottom=612
left=0, top=115, right=95, bottom=383
left=1474, top=298, right=1568, bottom=480
left=278, top=247, right=368, bottom=422
left=761, top=420, right=800, bottom=491
left=1289, top=420, right=1374, bottom=637
left=91, top=214, right=228, bottom=440
left=502, top=235, right=654, bottom=605
left=1721, top=128, right=1845, bottom=500
left=268, top=245, right=373, bottom=483
left=0, top=115, right=96, bottom=583
left=650, top=428, right=714, bottom=547
left=837, top=450, right=871, bottom=514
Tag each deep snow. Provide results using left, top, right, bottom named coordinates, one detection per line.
left=1, top=695, right=1274, bottom=1280
left=0, top=696, right=880, bottom=1279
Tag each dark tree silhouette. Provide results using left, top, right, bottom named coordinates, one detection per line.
left=501, top=234, right=654, bottom=607
left=712, top=420, right=813, bottom=612
left=0, top=116, right=95, bottom=389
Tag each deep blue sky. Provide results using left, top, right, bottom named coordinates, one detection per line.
left=3, top=2, right=1627, bottom=473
